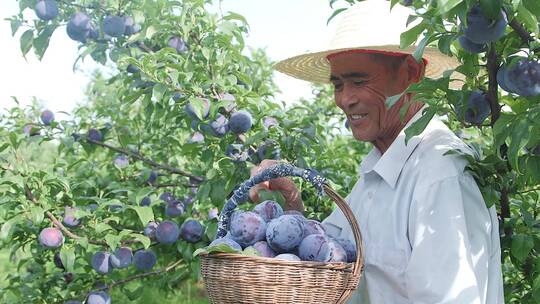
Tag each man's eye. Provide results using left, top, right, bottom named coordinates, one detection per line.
left=332, top=82, right=343, bottom=90
left=353, top=80, right=366, bottom=86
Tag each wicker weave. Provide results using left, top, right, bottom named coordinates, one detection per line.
left=200, top=184, right=364, bottom=304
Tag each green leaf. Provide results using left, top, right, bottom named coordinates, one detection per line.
left=327, top=8, right=348, bottom=25
left=131, top=234, right=151, bottom=249
left=523, top=0, right=540, bottom=18
left=0, top=216, right=19, bottom=241
left=508, top=119, right=530, bottom=173
left=533, top=274, right=540, bottom=302
left=129, top=206, right=155, bottom=226
left=105, top=234, right=122, bottom=251
left=29, top=206, right=44, bottom=225
left=242, top=246, right=260, bottom=257
left=412, top=33, right=431, bottom=62
left=60, top=247, right=76, bottom=273
left=33, top=25, right=56, bottom=60
left=437, top=0, right=463, bottom=15
left=20, top=30, right=34, bottom=57
left=193, top=242, right=241, bottom=257
left=10, top=19, right=22, bottom=36
left=400, top=22, right=427, bottom=49
left=511, top=234, right=534, bottom=262
left=223, top=12, right=250, bottom=29
left=385, top=92, right=405, bottom=108
left=405, top=107, right=435, bottom=144
left=517, top=3, right=539, bottom=36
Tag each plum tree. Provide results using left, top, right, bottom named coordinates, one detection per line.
left=126, top=64, right=140, bottom=74
left=252, top=241, right=277, bottom=258
left=87, top=128, right=103, bottom=142
left=86, top=291, right=111, bottom=304
left=229, top=211, right=267, bottom=248
left=303, top=220, right=326, bottom=236
left=180, top=220, right=204, bottom=243
left=102, top=16, right=126, bottom=37
left=110, top=247, right=133, bottom=269
left=133, top=250, right=157, bottom=270
left=23, top=124, right=40, bottom=137
left=209, top=114, right=229, bottom=137
left=456, top=90, right=491, bottom=125
left=144, top=221, right=158, bottom=240
left=253, top=200, right=283, bottom=222
left=34, top=0, right=59, bottom=21
left=266, top=215, right=305, bottom=253
left=54, top=252, right=64, bottom=269
left=225, top=144, right=248, bottom=163
left=156, top=220, right=180, bottom=244
left=112, top=154, right=129, bottom=168
left=256, top=140, right=281, bottom=162
left=462, top=5, right=507, bottom=44
left=62, top=206, right=80, bottom=227
left=40, top=110, right=54, bottom=125
left=91, top=251, right=112, bottom=274
left=458, top=36, right=486, bottom=54
left=168, top=36, right=188, bottom=53
left=274, top=253, right=300, bottom=261
left=66, top=12, right=95, bottom=43
left=39, top=227, right=64, bottom=248
left=334, top=238, right=357, bottom=263
left=505, top=59, right=540, bottom=97
left=229, top=110, right=253, bottom=134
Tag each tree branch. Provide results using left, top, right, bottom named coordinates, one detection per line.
left=24, top=184, right=108, bottom=246
left=86, top=138, right=204, bottom=183
left=509, top=18, right=540, bottom=53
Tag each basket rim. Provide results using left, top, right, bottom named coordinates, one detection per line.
left=200, top=252, right=360, bottom=272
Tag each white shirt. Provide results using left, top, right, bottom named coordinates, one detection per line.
left=323, top=110, right=504, bottom=304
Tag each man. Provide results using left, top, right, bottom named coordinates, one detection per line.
left=250, top=1, right=503, bottom=303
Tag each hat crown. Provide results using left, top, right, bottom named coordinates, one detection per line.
left=330, top=0, right=412, bottom=49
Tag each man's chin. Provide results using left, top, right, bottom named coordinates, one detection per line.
left=352, top=130, right=372, bottom=142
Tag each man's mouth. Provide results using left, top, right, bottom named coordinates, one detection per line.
left=349, top=113, right=368, bottom=121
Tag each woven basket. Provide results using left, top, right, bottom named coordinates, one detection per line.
left=200, top=163, right=364, bottom=304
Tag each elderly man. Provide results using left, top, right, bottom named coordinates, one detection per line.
left=250, top=1, right=503, bottom=303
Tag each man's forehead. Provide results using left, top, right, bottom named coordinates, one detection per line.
left=329, top=72, right=370, bottom=81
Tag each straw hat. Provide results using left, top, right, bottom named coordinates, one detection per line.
left=274, top=0, right=462, bottom=85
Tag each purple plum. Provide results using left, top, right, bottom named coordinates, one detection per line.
left=39, top=227, right=64, bottom=248
left=180, top=220, right=204, bottom=243
left=253, top=200, right=283, bottom=222
left=253, top=241, right=276, bottom=257
left=266, top=215, right=305, bottom=253
left=156, top=220, right=180, bottom=244
left=229, top=211, right=267, bottom=248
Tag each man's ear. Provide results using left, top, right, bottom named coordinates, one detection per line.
left=404, top=55, right=425, bottom=84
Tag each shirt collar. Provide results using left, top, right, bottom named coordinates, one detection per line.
left=359, top=106, right=431, bottom=188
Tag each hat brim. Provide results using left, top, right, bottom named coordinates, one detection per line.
left=274, top=45, right=464, bottom=88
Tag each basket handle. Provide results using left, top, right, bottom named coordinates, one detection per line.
left=215, top=162, right=364, bottom=279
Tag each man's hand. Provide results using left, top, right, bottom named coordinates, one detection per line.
left=249, top=159, right=304, bottom=213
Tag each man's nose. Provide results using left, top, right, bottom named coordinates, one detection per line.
left=339, top=83, right=359, bottom=110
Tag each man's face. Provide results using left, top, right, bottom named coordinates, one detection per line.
left=329, top=52, right=414, bottom=143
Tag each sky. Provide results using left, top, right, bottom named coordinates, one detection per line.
left=0, top=0, right=344, bottom=116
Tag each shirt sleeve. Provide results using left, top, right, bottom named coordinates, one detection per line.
left=406, top=174, right=494, bottom=304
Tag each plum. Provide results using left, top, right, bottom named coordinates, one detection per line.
left=23, top=124, right=40, bottom=137
left=64, top=300, right=83, bottom=304
left=87, top=128, right=103, bottom=142
left=113, top=154, right=129, bottom=168
left=253, top=241, right=277, bottom=257
left=126, top=64, right=140, bottom=74
left=458, top=36, right=486, bottom=54
left=456, top=90, right=490, bottom=125
left=87, top=291, right=111, bottom=304
left=188, top=131, right=204, bottom=144
left=54, top=252, right=64, bottom=269
left=253, top=200, right=283, bottom=222
left=225, top=144, right=248, bottom=162
left=334, top=237, right=357, bottom=263
left=463, top=5, right=507, bottom=44
left=262, top=116, right=278, bottom=129
left=266, top=215, right=305, bottom=253
left=123, top=16, right=141, bottom=35
left=91, top=251, right=112, bottom=274
left=66, top=12, right=95, bottom=43
left=209, top=113, right=229, bottom=137
left=141, top=170, right=157, bottom=185
left=63, top=206, right=80, bottom=227
left=229, top=211, right=267, bottom=248
left=165, top=201, right=185, bottom=217
left=303, top=220, right=326, bottom=237
left=229, top=110, right=253, bottom=134
left=180, top=219, right=204, bottom=243
left=156, top=220, right=180, bottom=244
left=102, top=15, right=125, bottom=37
left=159, top=192, right=175, bottom=204
left=40, top=110, right=54, bottom=125
left=140, top=197, right=151, bottom=206
left=257, top=140, right=281, bottom=161
left=275, top=253, right=301, bottom=261
left=144, top=221, right=158, bottom=239
left=497, top=65, right=514, bottom=93
left=133, top=250, right=157, bottom=270
left=39, top=227, right=64, bottom=248
left=35, top=0, right=59, bottom=21
left=110, top=247, right=133, bottom=269
left=298, top=234, right=347, bottom=262
left=168, top=36, right=188, bottom=53
left=506, top=59, right=540, bottom=97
